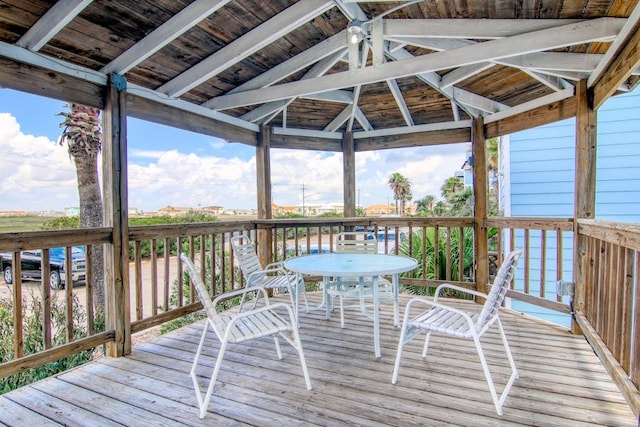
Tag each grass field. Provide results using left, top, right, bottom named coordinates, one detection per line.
left=0, top=216, right=56, bottom=233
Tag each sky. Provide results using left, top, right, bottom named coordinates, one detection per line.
left=0, top=88, right=470, bottom=213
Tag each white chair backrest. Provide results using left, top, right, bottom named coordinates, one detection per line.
left=180, top=254, right=217, bottom=320
left=336, top=232, right=378, bottom=254
left=231, top=235, right=265, bottom=282
left=476, top=249, right=522, bottom=328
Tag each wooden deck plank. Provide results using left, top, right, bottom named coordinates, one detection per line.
left=0, top=293, right=636, bottom=426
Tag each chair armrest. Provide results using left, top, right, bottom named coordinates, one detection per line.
left=246, top=266, right=290, bottom=285
left=433, top=283, right=488, bottom=302
left=224, top=301, right=296, bottom=333
left=404, top=297, right=476, bottom=329
left=265, top=261, right=286, bottom=270
left=212, top=286, right=270, bottom=311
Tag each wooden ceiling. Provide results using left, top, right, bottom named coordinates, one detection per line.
left=1, top=0, right=639, bottom=151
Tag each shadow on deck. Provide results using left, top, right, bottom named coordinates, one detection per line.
left=0, top=293, right=636, bottom=426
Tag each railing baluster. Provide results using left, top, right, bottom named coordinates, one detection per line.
left=134, top=240, right=142, bottom=320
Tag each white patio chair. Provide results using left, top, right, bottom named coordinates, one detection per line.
left=326, top=231, right=393, bottom=328
left=180, top=253, right=312, bottom=419
left=392, top=249, right=522, bottom=415
left=231, top=235, right=308, bottom=322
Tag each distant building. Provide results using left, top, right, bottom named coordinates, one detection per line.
left=365, top=204, right=394, bottom=216
left=64, top=207, right=80, bottom=217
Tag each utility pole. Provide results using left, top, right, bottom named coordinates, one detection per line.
left=301, top=182, right=305, bottom=216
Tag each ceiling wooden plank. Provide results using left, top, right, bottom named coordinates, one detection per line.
left=159, top=0, right=334, bottom=97
left=101, top=0, right=232, bottom=74
left=208, top=18, right=623, bottom=110
left=16, top=0, right=92, bottom=51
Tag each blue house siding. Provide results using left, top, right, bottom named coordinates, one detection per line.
left=505, top=89, right=640, bottom=327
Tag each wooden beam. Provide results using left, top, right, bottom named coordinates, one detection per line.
left=592, top=21, right=640, bottom=109
left=573, top=80, right=597, bottom=336
left=343, top=132, right=356, bottom=218
left=102, top=74, right=131, bottom=357
left=0, top=55, right=104, bottom=109
left=126, top=93, right=258, bottom=145
left=256, top=126, right=273, bottom=267
left=16, top=0, right=91, bottom=51
left=209, top=18, right=622, bottom=110
left=472, top=118, right=489, bottom=293
left=270, top=134, right=343, bottom=151
left=484, top=96, right=577, bottom=138
left=101, top=0, right=231, bottom=74
left=159, top=0, right=334, bottom=97
left=355, top=127, right=471, bottom=152
left=383, top=18, right=585, bottom=39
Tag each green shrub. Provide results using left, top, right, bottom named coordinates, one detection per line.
left=0, top=293, right=101, bottom=394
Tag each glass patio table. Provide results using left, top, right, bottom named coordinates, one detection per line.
left=284, top=253, right=418, bottom=358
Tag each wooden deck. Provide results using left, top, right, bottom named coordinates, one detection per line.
left=0, top=293, right=636, bottom=426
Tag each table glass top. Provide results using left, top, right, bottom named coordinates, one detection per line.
left=284, top=253, right=417, bottom=276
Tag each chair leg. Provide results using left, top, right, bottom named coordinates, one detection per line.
left=190, top=321, right=226, bottom=419
left=421, top=331, right=431, bottom=358
left=272, top=335, right=283, bottom=359
left=471, top=319, right=518, bottom=416
left=392, top=321, right=411, bottom=384
left=289, top=328, right=312, bottom=390
left=339, top=294, right=345, bottom=328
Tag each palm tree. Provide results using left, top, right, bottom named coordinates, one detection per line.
left=388, top=173, right=412, bottom=215
left=59, top=103, right=105, bottom=310
left=441, top=176, right=464, bottom=202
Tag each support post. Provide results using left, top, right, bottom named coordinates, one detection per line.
left=573, top=79, right=597, bottom=335
left=473, top=118, right=489, bottom=293
left=102, top=73, right=130, bottom=356
left=257, top=126, right=273, bottom=266
left=343, top=131, right=356, bottom=218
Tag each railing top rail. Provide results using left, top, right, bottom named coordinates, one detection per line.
left=0, top=227, right=112, bottom=252
left=578, top=219, right=640, bottom=250
left=485, top=217, right=574, bottom=231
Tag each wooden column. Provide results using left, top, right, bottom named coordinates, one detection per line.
left=256, top=126, right=273, bottom=266
left=343, top=131, right=356, bottom=218
left=102, top=73, right=130, bottom=356
left=472, top=118, right=489, bottom=293
left=573, top=80, right=597, bottom=334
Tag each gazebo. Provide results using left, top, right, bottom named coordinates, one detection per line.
left=0, top=1, right=639, bottom=424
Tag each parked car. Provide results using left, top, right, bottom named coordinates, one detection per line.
left=1, top=246, right=86, bottom=289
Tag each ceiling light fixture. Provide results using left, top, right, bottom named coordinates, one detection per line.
left=347, top=20, right=362, bottom=44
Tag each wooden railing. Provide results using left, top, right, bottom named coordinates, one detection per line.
left=1, top=216, right=638, bottom=416
left=0, top=228, right=112, bottom=378
left=574, top=219, right=640, bottom=415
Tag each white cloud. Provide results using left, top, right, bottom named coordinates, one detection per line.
left=0, top=113, right=79, bottom=211
left=1, top=112, right=470, bottom=213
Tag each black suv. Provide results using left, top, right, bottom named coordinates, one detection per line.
left=1, top=246, right=86, bottom=289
